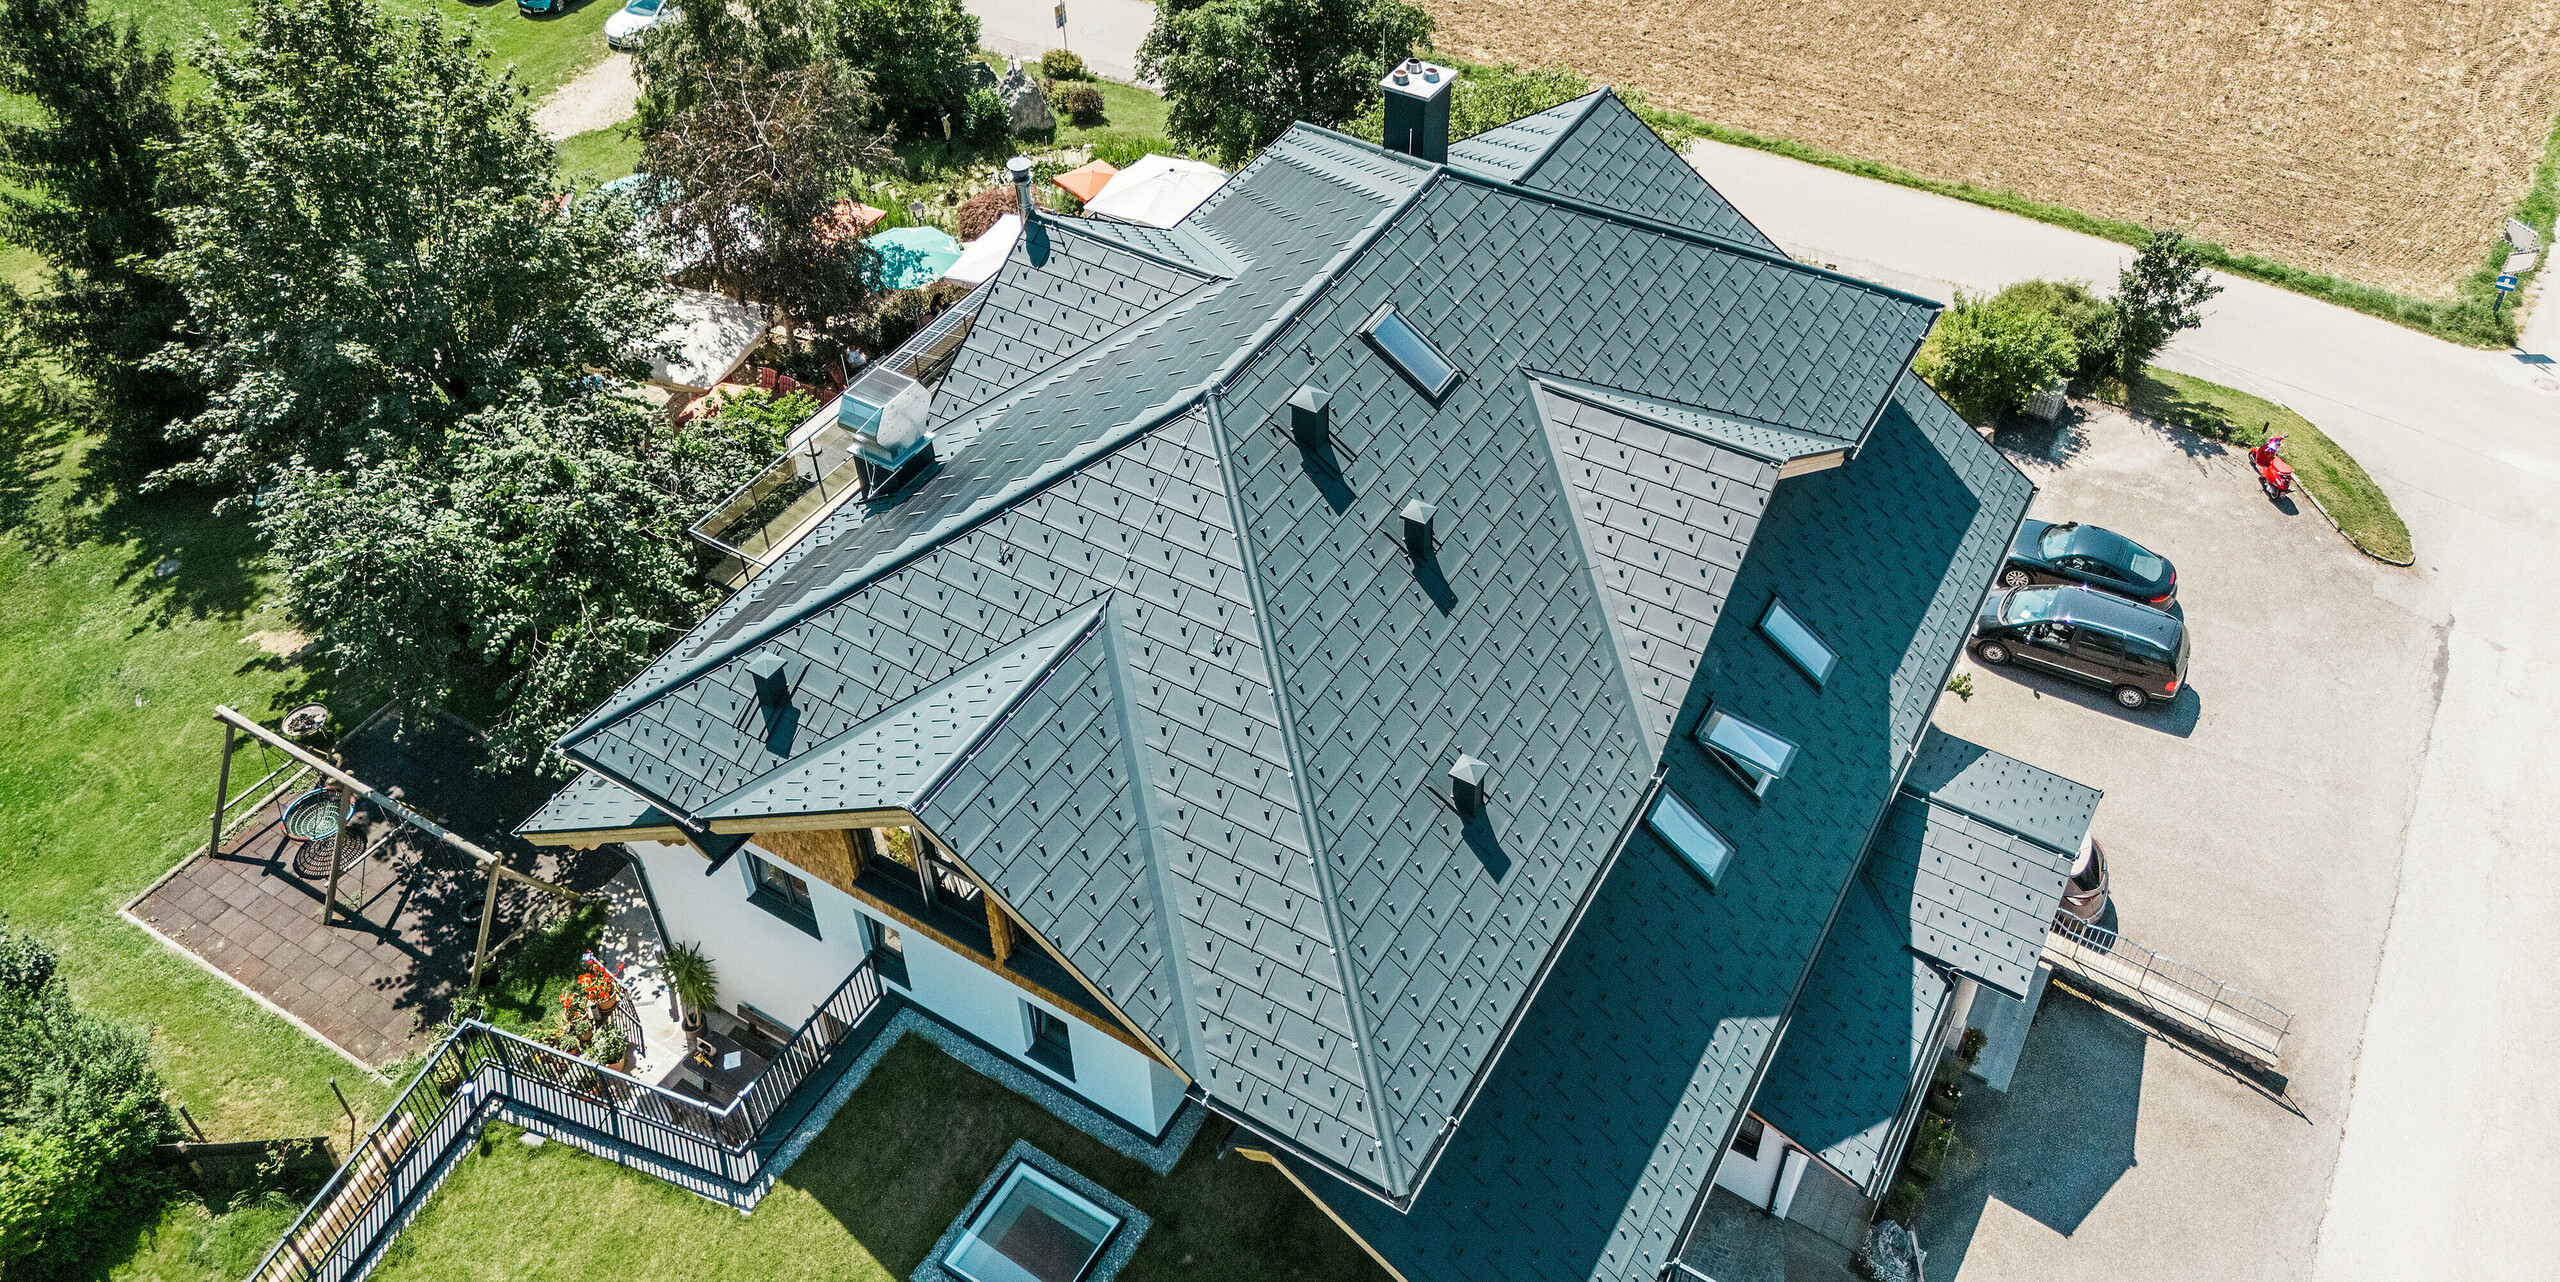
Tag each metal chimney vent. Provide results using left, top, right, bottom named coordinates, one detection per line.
left=747, top=655, right=791, bottom=707
left=1288, top=384, right=1331, bottom=448
left=1449, top=753, right=1488, bottom=814
left=1378, top=58, right=1454, bottom=163
left=1401, top=499, right=1437, bottom=558
left=1008, top=155, right=1035, bottom=224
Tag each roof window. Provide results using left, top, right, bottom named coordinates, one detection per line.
left=1696, top=708, right=1796, bottom=797
left=1648, top=790, right=1734, bottom=885
left=1758, top=597, right=1836, bottom=684
left=1361, top=304, right=1459, bottom=400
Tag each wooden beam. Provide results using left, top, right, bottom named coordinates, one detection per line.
left=209, top=722, right=237, bottom=860
left=517, top=824, right=690, bottom=849
left=1777, top=449, right=1848, bottom=479
left=987, top=898, right=1015, bottom=967
left=466, top=863, right=502, bottom=996
left=1233, top=1148, right=1412, bottom=1282
left=705, top=808, right=912, bottom=834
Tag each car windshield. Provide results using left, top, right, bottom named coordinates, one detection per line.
left=623, top=0, right=660, bottom=14
left=2000, top=586, right=2064, bottom=624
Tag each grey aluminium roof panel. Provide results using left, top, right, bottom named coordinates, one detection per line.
left=1447, top=88, right=1780, bottom=253
left=1532, top=371, right=1852, bottom=464
left=1901, top=724, right=2101, bottom=856
left=516, top=769, right=676, bottom=838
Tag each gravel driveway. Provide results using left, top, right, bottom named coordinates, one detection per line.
left=1917, top=401, right=2441, bottom=1281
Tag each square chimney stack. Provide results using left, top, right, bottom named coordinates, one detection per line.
left=1379, top=58, right=1452, bottom=164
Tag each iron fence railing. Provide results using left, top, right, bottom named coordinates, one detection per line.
left=245, top=959, right=884, bottom=1282
left=2044, top=913, right=2291, bottom=1068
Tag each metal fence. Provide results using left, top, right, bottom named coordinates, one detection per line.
left=2044, top=914, right=2291, bottom=1069
left=246, top=960, right=884, bottom=1282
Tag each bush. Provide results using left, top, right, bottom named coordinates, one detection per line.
left=1988, top=279, right=2116, bottom=384
left=1915, top=295, right=2079, bottom=425
left=1053, top=81, right=1106, bottom=127
left=1881, top=1176, right=1926, bottom=1226
left=2112, top=230, right=2222, bottom=378
left=832, top=0, right=982, bottom=129
left=1039, top=48, right=1085, bottom=80
left=0, top=920, right=177, bottom=1280
left=956, top=185, right=1014, bottom=241
left=962, top=87, right=1009, bottom=147
left=1084, top=127, right=1171, bottom=168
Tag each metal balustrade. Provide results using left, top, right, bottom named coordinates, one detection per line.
left=246, top=960, right=883, bottom=1282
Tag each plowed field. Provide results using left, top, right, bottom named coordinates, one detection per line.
left=1430, top=0, right=2560, bottom=297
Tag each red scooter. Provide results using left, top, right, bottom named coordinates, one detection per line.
left=2251, top=436, right=2296, bottom=498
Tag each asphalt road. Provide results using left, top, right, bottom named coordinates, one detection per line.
left=1687, top=139, right=2560, bottom=1279
left=966, top=0, right=1154, bottom=83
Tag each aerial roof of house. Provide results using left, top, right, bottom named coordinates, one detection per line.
left=522, top=87, right=2033, bottom=1278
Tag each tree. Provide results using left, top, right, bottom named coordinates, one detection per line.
left=1914, top=295, right=2078, bottom=425
left=154, top=0, right=667, bottom=493
left=260, top=390, right=784, bottom=766
left=0, top=921, right=176, bottom=1280
left=2110, top=230, right=2221, bottom=378
left=829, top=0, right=980, bottom=130
left=1139, top=0, right=1432, bottom=166
left=0, top=0, right=191, bottom=466
left=636, top=0, right=894, bottom=346
left=1988, top=279, right=2117, bottom=384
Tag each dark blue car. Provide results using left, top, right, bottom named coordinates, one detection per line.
left=518, top=0, right=562, bottom=15
left=2001, top=519, right=2176, bottom=607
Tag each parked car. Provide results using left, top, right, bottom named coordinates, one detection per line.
left=2001, top=519, right=2176, bottom=606
left=1972, top=584, right=2189, bottom=710
left=517, top=0, right=562, bottom=15
left=604, top=0, right=674, bottom=47
left=2059, top=833, right=2109, bottom=923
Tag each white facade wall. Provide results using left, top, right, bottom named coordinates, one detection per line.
left=1712, top=1115, right=1788, bottom=1207
left=628, top=839, right=1186, bottom=1137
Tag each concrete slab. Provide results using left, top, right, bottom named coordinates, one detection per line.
left=1966, top=964, right=2049, bottom=1094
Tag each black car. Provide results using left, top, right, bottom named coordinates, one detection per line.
left=2002, top=519, right=2176, bottom=606
left=1972, top=584, right=2189, bottom=709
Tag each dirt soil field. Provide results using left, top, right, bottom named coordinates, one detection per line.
left=1427, top=0, right=2560, bottom=298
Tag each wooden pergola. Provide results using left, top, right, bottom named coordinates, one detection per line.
left=209, top=706, right=586, bottom=995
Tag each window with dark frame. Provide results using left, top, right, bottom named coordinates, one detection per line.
left=864, top=914, right=909, bottom=988
left=1024, top=1004, right=1075, bottom=1079
left=1758, top=596, right=1837, bottom=684
left=1648, top=790, right=1735, bottom=886
left=1695, top=708, right=1798, bottom=798
left=743, top=852, right=821, bottom=938
left=1360, top=303, right=1461, bottom=400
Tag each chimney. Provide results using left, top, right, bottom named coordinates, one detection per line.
left=1288, top=384, right=1331, bottom=449
left=1449, top=753, right=1488, bottom=815
left=1008, top=155, right=1035, bottom=225
left=1400, top=498, right=1437, bottom=559
left=747, top=655, right=791, bottom=708
left=1379, top=58, right=1453, bottom=163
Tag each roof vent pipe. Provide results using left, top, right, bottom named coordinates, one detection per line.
left=1400, top=499, right=1437, bottom=559
left=746, top=655, right=791, bottom=708
left=1378, top=58, right=1453, bottom=163
left=1008, top=155, right=1035, bottom=224
left=1449, top=753, right=1488, bottom=815
left=1288, top=385, right=1331, bottom=449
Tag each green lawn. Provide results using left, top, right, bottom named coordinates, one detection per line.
left=93, top=0, right=614, bottom=101
left=370, top=1034, right=1391, bottom=1282
left=555, top=120, right=640, bottom=186
left=2101, top=366, right=2415, bottom=564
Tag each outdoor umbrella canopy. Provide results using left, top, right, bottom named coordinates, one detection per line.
left=944, top=214, right=1022, bottom=287
left=1083, top=154, right=1227, bottom=228
left=1053, top=159, right=1118, bottom=204
left=866, top=226, right=963, bottom=290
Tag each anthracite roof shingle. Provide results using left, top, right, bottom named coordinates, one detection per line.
left=533, top=92, right=2020, bottom=1257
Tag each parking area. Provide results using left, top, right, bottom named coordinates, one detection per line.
left=1916, top=403, right=2442, bottom=1280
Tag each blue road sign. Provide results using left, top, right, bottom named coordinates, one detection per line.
left=1054, top=2, right=1066, bottom=25
left=2497, top=273, right=2519, bottom=292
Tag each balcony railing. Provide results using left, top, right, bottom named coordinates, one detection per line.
left=686, top=282, right=990, bottom=588
left=246, top=959, right=884, bottom=1282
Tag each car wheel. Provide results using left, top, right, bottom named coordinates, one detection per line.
left=1976, top=640, right=2010, bottom=665
left=2000, top=567, right=2033, bottom=589
left=2113, top=685, right=2148, bottom=710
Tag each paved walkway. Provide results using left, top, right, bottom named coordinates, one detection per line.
left=1686, top=139, right=2560, bottom=1281
left=966, top=0, right=1152, bottom=84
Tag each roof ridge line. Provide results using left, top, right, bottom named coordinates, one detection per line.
left=1510, top=87, right=1610, bottom=187
left=1041, top=214, right=1234, bottom=282
left=1526, top=369, right=1840, bottom=464
left=1197, top=388, right=1401, bottom=1191
left=1435, top=161, right=1946, bottom=311
left=911, top=596, right=1114, bottom=812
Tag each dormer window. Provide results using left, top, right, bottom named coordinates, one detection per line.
left=1696, top=708, right=1797, bottom=797
left=1361, top=303, right=1460, bottom=401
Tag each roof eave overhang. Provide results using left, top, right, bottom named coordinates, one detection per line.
left=704, top=807, right=916, bottom=834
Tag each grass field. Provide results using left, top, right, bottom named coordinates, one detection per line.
left=369, top=1034, right=1388, bottom=1282
left=2103, top=366, right=2414, bottom=563
left=1432, top=0, right=2560, bottom=304
left=96, top=0, right=613, bottom=101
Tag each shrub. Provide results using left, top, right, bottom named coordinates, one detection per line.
left=2112, top=230, right=2222, bottom=378
left=1915, top=295, right=2079, bottom=425
left=962, top=86, right=1009, bottom=147
left=0, top=920, right=176, bottom=1279
left=1882, top=1176, right=1926, bottom=1226
left=956, top=185, right=1014, bottom=241
left=832, top=0, right=982, bottom=129
left=591, top=1023, right=630, bottom=1065
left=663, top=941, right=719, bottom=1024
left=1084, top=127, right=1171, bottom=168
left=1988, top=279, right=2117, bottom=383
left=1039, top=48, right=1085, bottom=80
left=1053, top=81, right=1106, bottom=127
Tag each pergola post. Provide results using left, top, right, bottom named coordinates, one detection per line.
left=467, top=862, right=503, bottom=997
left=209, top=722, right=237, bottom=859
left=318, top=782, right=354, bottom=926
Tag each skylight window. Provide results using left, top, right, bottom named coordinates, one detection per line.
left=1361, top=304, right=1460, bottom=400
left=1696, top=709, right=1797, bottom=797
left=1759, top=597, right=1836, bottom=684
left=1648, top=791, right=1734, bottom=886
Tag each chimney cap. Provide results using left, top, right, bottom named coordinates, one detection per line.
left=1379, top=58, right=1454, bottom=101
left=1289, top=384, right=1331, bottom=414
left=746, top=655, right=791, bottom=706
left=1450, top=753, right=1488, bottom=787
left=1006, top=155, right=1033, bottom=183
left=1401, top=499, right=1437, bottom=527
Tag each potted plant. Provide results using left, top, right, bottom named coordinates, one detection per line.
left=664, top=942, right=718, bottom=1032
left=576, top=964, right=620, bottom=1020
left=593, top=1023, right=632, bottom=1074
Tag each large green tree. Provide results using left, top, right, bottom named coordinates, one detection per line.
left=0, top=0, right=191, bottom=466
left=1139, top=0, right=1432, bottom=166
left=2109, top=230, right=2222, bottom=378
left=635, top=0, right=894, bottom=344
left=155, top=0, right=667, bottom=492
left=828, top=0, right=980, bottom=130
left=261, top=390, right=789, bottom=765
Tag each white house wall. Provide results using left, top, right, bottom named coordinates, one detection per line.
left=627, top=840, right=1185, bottom=1137
left=1712, top=1116, right=1788, bottom=1208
